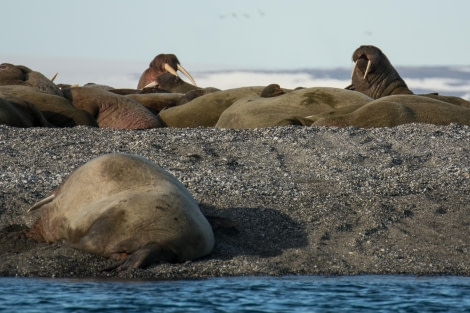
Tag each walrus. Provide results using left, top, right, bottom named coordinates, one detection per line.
left=260, top=84, right=285, bottom=98
left=215, top=87, right=372, bottom=129
left=0, top=97, right=52, bottom=127
left=62, top=87, right=162, bottom=129
left=27, top=153, right=215, bottom=270
left=0, top=85, right=97, bottom=127
left=0, top=63, right=63, bottom=96
left=346, top=45, right=413, bottom=99
left=137, top=54, right=197, bottom=89
left=312, top=94, right=470, bottom=128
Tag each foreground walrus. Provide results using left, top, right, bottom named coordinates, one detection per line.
left=346, top=45, right=413, bottom=99
left=27, top=153, right=215, bottom=270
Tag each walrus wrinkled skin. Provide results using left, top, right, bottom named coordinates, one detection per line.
left=27, top=153, right=215, bottom=270
left=63, top=87, right=162, bottom=129
left=137, top=54, right=196, bottom=89
left=346, top=45, right=413, bottom=99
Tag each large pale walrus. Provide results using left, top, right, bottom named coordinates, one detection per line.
left=346, top=45, right=413, bottom=99
left=158, top=86, right=266, bottom=128
left=215, top=87, right=372, bottom=129
left=312, top=95, right=470, bottom=128
left=27, top=153, right=215, bottom=270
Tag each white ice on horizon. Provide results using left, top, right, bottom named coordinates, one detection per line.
left=1, top=55, right=468, bottom=99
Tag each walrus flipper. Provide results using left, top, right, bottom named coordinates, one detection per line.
left=104, top=242, right=178, bottom=272
left=27, top=194, right=55, bottom=212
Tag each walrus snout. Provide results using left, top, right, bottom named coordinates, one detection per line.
left=351, top=53, right=372, bottom=80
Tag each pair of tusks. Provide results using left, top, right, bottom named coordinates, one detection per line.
left=351, top=59, right=372, bottom=80
left=144, top=63, right=197, bottom=89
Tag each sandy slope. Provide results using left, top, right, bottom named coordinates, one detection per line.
left=0, top=124, right=469, bottom=279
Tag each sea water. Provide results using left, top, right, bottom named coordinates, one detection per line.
left=1, top=275, right=470, bottom=312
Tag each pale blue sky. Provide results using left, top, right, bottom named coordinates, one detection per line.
left=1, top=0, right=469, bottom=70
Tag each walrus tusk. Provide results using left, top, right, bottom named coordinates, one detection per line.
left=163, top=63, right=197, bottom=86
left=351, top=61, right=357, bottom=79
left=50, top=72, right=58, bottom=82
left=177, top=64, right=197, bottom=86
left=363, top=59, right=371, bottom=80
left=28, top=194, right=56, bottom=212
left=143, top=81, right=158, bottom=89
left=163, top=63, right=179, bottom=77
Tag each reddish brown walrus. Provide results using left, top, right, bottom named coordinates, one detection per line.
left=137, top=54, right=196, bottom=89
left=27, top=153, right=214, bottom=271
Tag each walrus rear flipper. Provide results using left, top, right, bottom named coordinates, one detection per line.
left=103, top=242, right=179, bottom=272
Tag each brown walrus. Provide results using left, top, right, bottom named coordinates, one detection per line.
left=137, top=54, right=197, bottom=89
left=346, top=45, right=413, bottom=99
left=62, top=87, right=161, bottom=129
left=27, top=153, right=215, bottom=271
left=0, top=63, right=63, bottom=96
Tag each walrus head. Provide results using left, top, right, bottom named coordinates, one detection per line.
left=138, top=54, right=196, bottom=89
left=346, top=45, right=413, bottom=99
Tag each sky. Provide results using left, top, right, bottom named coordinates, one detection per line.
left=1, top=0, right=470, bottom=86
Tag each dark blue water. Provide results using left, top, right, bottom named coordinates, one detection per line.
left=1, top=275, right=470, bottom=312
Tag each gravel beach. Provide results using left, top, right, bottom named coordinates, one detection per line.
left=1, top=123, right=469, bottom=279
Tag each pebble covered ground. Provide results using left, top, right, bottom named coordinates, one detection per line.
left=1, top=123, right=469, bottom=279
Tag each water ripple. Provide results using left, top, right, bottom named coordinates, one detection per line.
left=1, top=275, right=470, bottom=312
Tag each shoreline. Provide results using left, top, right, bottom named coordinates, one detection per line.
left=1, top=124, right=469, bottom=279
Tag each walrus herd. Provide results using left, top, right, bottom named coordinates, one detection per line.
left=3, top=45, right=470, bottom=271
left=2, top=45, right=470, bottom=130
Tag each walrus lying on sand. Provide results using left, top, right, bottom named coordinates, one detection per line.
left=27, top=153, right=215, bottom=271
